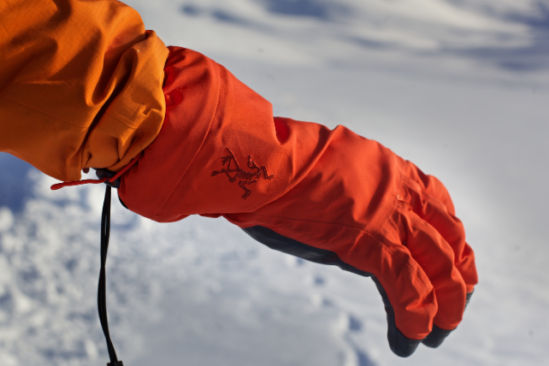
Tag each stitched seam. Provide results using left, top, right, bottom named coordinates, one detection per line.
left=0, top=21, right=8, bottom=37
left=0, top=94, right=139, bottom=131
left=0, top=95, right=88, bottom=129
left=153, top=66, right=222, bottom=219
left=102, top=110, right=138, bottom=130
left=373, top=170, right=404, bottom=234
left=261, top=213, right=429, bottom=288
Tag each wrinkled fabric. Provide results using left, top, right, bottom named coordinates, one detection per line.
left=119, top=47, right=478, bottom=342
left=0, top=0, right=169, bottom=182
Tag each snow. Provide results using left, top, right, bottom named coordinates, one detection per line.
left=1, top=0, right=549, bottom=365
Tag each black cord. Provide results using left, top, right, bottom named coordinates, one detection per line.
left=98, top=185, right=124, bottom=366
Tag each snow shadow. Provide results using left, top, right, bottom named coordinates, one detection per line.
left=181, top=0, right=350, bottom=24
left=355, top=349, right=376, bottom=366
left=489, top=3, right=549, bottom=71
left=0, top=153, right=35, bottom=213
left=443, top=1, right=549, bottom=72
left=181, top=4, right=268, bottom=30
left=346, top=36, right=395, bottom=51
left=348, top=1, right=549, bottom=73
left=258, top=0, right=350, bottom=21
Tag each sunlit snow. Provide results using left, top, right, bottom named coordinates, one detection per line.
left=1, top=1, right=548, bottom=365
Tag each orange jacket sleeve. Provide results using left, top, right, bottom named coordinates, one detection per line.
left=0, top=0, right=169, bottom=182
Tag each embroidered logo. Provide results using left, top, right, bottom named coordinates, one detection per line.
left=212, top=148, right=274, bottom=199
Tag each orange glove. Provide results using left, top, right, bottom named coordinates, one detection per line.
left=119, top=47, right=478, bottom=357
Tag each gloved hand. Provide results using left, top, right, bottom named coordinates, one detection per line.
left=237, top=137, right=477, bottom=357
left=118, top=47, right=478, bottom=357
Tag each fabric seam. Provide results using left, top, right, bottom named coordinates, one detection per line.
left=153, top=68, right=222, bottom=219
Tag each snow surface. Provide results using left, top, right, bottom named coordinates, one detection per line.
left=1, top=0, right=549, bottom=365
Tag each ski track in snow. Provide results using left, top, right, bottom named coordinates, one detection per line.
left=1, top=0, right=549, bottom=365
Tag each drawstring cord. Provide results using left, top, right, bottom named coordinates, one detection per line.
left=50, top=155, right=142, bottom=365
left=49, top=162, right=141, bottom=366
left=50, top=154, right=140, bottom=191
left=99, top=185, right=123, bottom=366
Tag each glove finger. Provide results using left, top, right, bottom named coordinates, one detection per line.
left=370, top=276, right=424, bottom=357
left=243, top=224, right=436, bottom=358
left=391, top=199, right=467, bottom=334
left=422, top=291, right=474, bottom=348
left=400, top=163, right=478, bottom=293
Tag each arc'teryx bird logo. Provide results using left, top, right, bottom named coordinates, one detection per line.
left=212, top=148, right=274, bottom=199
